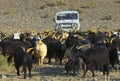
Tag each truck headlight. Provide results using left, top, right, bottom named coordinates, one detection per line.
left=56, top=24, right=61, bottom=30
left=56, top=24, right=61, bottom=28
left=72, top=23, right=78, bottom=27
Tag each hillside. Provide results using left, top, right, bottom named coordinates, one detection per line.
left=0, top=0, right=120, bottom=33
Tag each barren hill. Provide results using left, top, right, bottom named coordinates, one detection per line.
left=0, top=0, right=120, bottom=33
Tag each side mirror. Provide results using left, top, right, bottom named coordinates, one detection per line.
left=79, top=17, right=82, bottom=21
left=53, top=18, right=55, bottom=21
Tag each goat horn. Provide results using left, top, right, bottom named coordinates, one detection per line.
left=77, top=46, right=84, bottom=50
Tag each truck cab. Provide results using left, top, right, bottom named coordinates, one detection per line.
left=54, top=10, right=80, bottom=32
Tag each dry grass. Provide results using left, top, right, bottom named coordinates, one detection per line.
left=0, top=55, right=15, bottom=74
left=81, top=2, right=97, bottom=9
left=46, top=0, right=68, bottom=7
left=102, top=14, right=115, bottom=20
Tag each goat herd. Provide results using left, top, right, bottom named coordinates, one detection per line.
left=0, top=29, right=120, bottom=79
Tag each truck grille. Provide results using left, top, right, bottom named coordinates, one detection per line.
left=61, top=23, right=72, bottom=28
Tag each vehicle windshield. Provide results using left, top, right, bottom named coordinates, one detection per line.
left=57, top=13, right=78, bottom=20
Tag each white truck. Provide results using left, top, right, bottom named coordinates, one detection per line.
left=54, top=10, right=81, bottom=32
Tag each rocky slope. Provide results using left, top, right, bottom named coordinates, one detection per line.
left=0, top=0, right=120, bottom=33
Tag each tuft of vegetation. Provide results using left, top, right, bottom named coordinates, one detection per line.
left=57, top=0, right=67, bottom=5
left=40, top=5, right=48, bottom=9
left=0, top=55, right=9, bottom=72
left=0, top=55, right=14, bottom=73
left=3, top=11, right=11, bottom=15
left=0, top=55, right=7, bottom=67
left=47, top=0, right=68, bottom=7
left=102, top=14, right=115, bottom=20
left=43, top=13, right=51, bottom=18
left=115, top=1, right=120, bottom=3
left=70, top=6, right=82, bottom=13
left=81, top=2, right=97, bottom=9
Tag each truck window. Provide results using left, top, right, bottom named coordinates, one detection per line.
left=57, top=16, right=64, bottom=20
left=57, top=13, right=78, bottom=20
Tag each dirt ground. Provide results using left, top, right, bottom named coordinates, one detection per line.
left=0, top=60, right=120, bottom=81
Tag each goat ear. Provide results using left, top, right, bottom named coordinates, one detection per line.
left=36, top=41, right=39, bottom=45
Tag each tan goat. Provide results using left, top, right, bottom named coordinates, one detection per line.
left=35, top=40, right=47, bottom=66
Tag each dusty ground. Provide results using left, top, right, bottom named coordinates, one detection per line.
left=0, top=64, right=120, bottom=81
left=0, top=57, right=120, bottom=81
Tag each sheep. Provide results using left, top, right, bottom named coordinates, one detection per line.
left=35, top=40, right=47, bottom=66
